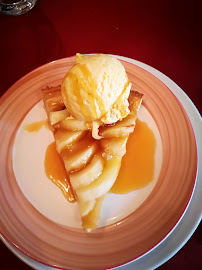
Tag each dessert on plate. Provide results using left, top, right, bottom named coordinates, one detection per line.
left=42, top=54, right=143, bottom=231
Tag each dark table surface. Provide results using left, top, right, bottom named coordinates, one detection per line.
left=0, top=0, right=201, bottom=269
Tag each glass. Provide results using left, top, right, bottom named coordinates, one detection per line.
left=0, top=0, right=37, bottom=15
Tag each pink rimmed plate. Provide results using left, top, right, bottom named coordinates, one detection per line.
left=0, top=56, right=198, bottom=270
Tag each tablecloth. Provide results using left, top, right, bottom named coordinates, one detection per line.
left=0, top=0, right=201, bottom=269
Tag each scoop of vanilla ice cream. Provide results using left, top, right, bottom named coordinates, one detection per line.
left=61, top=53, right=131, bottom=124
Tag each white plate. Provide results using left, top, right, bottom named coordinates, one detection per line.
left=1, top=55, right=201, bottom=269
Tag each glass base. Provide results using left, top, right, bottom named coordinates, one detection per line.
left=0, top=0, right=37, bottom=15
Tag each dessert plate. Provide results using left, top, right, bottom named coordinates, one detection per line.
left=0, top=56, right=198, bottom=270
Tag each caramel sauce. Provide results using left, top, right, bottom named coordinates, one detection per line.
left=24, top=120, right=49, bottom=133
left=66, top=64, right=106, bottom=120
left=44, top=142, right=75, bottom=202
left=68, top=72, right=90, bottom=121
left=77, top=63, right=98, bottom=119
left=110, top=119, right=156, bottom=193
left=44, top=119, right=155, bottom=204
left=77, top=63, right=106, bottom=119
